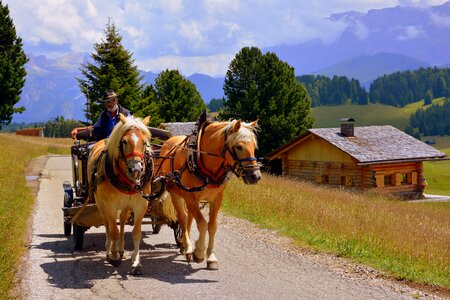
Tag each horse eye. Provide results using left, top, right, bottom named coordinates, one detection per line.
left=235, top=145, right=243, bottom=151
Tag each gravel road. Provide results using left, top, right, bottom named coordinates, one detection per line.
left=15, top=155, right=448, bottom=299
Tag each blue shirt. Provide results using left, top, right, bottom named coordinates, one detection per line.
left=92, top=105, right=130, bottom=140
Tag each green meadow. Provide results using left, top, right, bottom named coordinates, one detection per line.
left=312, top=97, right=447, bottom=130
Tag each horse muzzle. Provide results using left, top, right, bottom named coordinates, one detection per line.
left=127, top=159, right=144, bottom=180
left=242, top=168, right=262, bottom=185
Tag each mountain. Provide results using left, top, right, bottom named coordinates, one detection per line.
left=16, top=53, right=89, bottom=123
left=268, top=1, right=450, bottom=75
left=185, top=73, right=224, bottom=103
left=14, top=54, right=225, bottom=123
left=313, top=52, right=430, bottom=88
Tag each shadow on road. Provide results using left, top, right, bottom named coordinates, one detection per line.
left=34, top=231, right=217, bottom=290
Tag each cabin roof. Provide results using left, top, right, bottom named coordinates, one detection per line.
left=266, top=125, right=446, bottom=164
left=159, top=122, right=196, bottom=136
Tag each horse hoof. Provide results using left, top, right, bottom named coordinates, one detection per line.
left=207, top=261, right=219, bottom=270
left=185, top=253, right=193, bottom=262
left=107, top=257, right=122, bottom=267
left=193, top=253, right=204, bottom=264
left=130, top=265, right=143, bottom=276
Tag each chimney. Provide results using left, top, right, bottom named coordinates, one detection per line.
left=340, top=118, right=355, bottom=137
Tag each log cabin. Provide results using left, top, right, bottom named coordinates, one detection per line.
left=264, top=119, right=447, bottom=199
left=15, top=127, right=45, bottom=137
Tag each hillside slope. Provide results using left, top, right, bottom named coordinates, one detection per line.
left=312, top=103, right=410, bottom=129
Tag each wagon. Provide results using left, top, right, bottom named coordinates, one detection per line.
left=62, top=128, right=182, bottom=250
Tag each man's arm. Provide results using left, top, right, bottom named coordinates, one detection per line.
left=71, top=125, right=93, bottom=139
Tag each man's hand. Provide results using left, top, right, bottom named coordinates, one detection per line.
left=71, top=128, right=78, bottom=139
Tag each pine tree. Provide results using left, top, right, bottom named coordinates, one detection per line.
left=154, top=69, right=206, bottom=122
left=0, top=1, right=28, bottom=129
left=424, top=89, right=433, bottom=105
left=77, top=20, right=145, bottom=123
left=221, top=47, right=314, bottom=156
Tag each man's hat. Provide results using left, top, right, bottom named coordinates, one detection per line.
left=98, top=89, right=118, bottom=102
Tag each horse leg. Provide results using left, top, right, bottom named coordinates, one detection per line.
left=103, top=209, right=121, bottom=267
left=206, top=192, right=223, bottom=270
left=171, top=193, right=193, bottom=259
left=187, top=199, right=207, bottom=264
left=187, top=210, right=194, bottom=235
left=119, top=209, right=130, bottom=259
left=130, top=202, right=146, bottom=276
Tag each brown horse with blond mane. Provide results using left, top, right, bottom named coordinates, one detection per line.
left=87, top=114, right=152, bottom=275
left=157, top=112, right=262, bottom=270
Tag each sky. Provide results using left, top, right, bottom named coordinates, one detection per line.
left=4, top=0, right=449, bottom=77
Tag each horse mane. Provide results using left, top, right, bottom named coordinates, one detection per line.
left=105, top=115, right=152, bottom=159
left=211, top=120, right=259, bottom=148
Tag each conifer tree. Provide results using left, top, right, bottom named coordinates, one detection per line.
left=154, top=69, right=206, bottom=122
left=77, top=20, right=145, bottom=123
left=0, top=1, right=28, bottom=129
left=221, top=47, right=314, bottom=156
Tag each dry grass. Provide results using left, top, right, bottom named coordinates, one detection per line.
left=222, top=174, right=450, bottom=288
left=0, top=134, right=71, bottom=298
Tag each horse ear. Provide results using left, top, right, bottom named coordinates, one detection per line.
left=232, top=120, right=241, bottom=133
left=250, top=120, right=258, bottom=127
left=142, top=116, right=151, bottom=126
left=119, top=113, right=127, bottom=124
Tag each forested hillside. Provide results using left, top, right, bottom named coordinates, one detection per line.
left=407, top=99, right=450, bottom=137
left=369, top=67, right=450, bottom=107
left=297, top=75, right=368, bottom=107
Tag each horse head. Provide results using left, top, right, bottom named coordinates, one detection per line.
left=107, top=114, right=152, bottom=184
left=223, top=119, right=262, bottom=184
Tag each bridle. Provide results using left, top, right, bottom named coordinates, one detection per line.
left=221, top=128, right=260, bottom=179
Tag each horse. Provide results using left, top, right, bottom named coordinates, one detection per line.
left=156, top=113, right=262, bottom=270
left=87, top=113, right=153, bottom=275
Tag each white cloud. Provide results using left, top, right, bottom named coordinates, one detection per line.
left=3, top=0, right=449, bottom=76
left=397, top=26, right=425, bottom=40
left=137, top=53, right=234, bottom=77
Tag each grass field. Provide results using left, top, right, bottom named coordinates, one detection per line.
left=222, top=176, right=450, bottom=289
left=423, top=136, right=450, bottom=195
left=311, top=98, right=447, bottom=130
left=311, top=103, right=411, bottom=129
left=401, top=97, right=447, bottom=115
left=0, top=134, right=71, bottom=299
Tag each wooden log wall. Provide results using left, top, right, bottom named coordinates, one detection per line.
left=283, top=159, right=424, bottom=199
left=16, top=128, right=44, bottom=137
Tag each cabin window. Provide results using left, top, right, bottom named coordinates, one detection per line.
left=340, top=176, right=352, bottom=187
left=401, top=173, right=412, bottom=185
left=316, top=175, right=329, bottom=184
left=384, top=174, right=393, bottom=186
